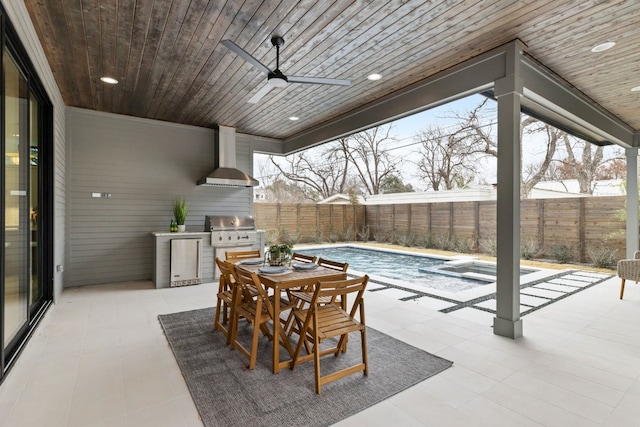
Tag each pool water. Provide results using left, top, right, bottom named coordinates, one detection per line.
left=297, top=246, right=487, bottom=293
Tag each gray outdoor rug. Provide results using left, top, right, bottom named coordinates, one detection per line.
left=158, top=307, right=453, bottom=427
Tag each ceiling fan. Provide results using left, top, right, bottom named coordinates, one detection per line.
left=221, top=36, right=351, bottom=104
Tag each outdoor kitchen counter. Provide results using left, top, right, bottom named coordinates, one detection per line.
left=151, top=232, right=213, bottom=289
left=151, top=230, right=265, bottom=289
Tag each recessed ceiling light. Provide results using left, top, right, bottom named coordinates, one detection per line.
left=100, top=76, right=119, bottom=84
left=367, top=73, right=382, bottom=81
left=590, top=42, right=615, bottom=53
left=289, top=116, right=299, bottom=121
left=632, top=86, right=640, bottom=92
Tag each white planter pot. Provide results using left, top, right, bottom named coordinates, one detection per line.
left=177, top=224, right=186, bottom=232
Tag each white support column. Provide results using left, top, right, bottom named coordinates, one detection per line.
left=626, top=148, right=639, bottom=258
left=492, top=44, right=524, bottom=339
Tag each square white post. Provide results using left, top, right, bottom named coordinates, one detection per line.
left=626, top=148, right=639, bottom=258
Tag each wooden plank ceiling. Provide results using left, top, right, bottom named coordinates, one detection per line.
left=24, top=0, right=640, bottom=141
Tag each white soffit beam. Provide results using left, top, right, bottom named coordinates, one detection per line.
left=521, top=57, right=634, bottom=148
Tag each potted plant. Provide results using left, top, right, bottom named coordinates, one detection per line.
left=267, top=243, right=292, bottom=266
left=173, top=197, right=188, bottom=232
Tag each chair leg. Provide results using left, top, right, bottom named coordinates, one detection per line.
left=314, top=331, right=322, bottom=394
left=248, top=320, right=261, bottom=370
left=620, top=278, right=626, bottom=300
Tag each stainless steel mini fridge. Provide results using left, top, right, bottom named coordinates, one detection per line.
left=170, top=238, right=202, bottom=287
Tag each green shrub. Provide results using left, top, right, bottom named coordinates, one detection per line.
left=396, top=231, right=415, bottom=247
left=280, top=227, right=302, bottom=245
left=454, top=237, right=472, bottom=254
left=421, top=233, right=436, bottom=249
left=520, top=238, right=540, bottom=260
left=343, top=226, right=355, bottom=242
left=480, top=237, right=497, bottom=257
left=586, top=244, right=617, bottom=269
left=264, top=229, right=279, bottom=246
left=373, top=231, right=387, bottom=243
left=549, top=242, right=575, bottom=264
left=311, top=230, right=324, bottom=244
left=433, top=233, right=455, bottom=251
left=357, top=224, right=370, bottom=242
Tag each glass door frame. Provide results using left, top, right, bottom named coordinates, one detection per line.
left=0, top=7, right=54, bottom=382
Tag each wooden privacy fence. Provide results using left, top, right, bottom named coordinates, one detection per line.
left=254, top=203, right=367, bottom=244
left=255, top=196, right=627, bottom=262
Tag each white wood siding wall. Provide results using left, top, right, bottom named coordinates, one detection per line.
left=2, top=1, right=67, bottom=301
left=66, top=108, right=254, bottom=287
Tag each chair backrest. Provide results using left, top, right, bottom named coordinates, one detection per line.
left=317, top=257, right=349, bottom=272
left=312, top=275, right=368, bottom=319
left=215, top=257, right=236, bottom=290
left=292, top=252, right=317, bottom=263
left=233, top=266, right=272, bottom=312
left=226, top=249, right=261, bottom=262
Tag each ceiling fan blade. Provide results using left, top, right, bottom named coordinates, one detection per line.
left=288, top=76, right=351, bottom=86
left=248, top=84, right=275, bottom=104
left=221, top=39, right=271, bottom=75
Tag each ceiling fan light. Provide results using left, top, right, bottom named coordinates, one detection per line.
left=268, top=76, right=288, bottom=87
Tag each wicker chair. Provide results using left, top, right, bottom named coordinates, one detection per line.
left=616, top=251, right=640, bottom=299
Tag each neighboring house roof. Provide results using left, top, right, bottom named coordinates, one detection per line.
left=319, top=180, right=625, bottom=205
left=531, top=179, right=625, bottom=197
left=317, top=194, right=353, bottom=204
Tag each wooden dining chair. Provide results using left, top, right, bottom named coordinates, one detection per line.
left=317, top=258, right=349, bottom=272
left=225, top=249, right=262, bottom=262
left=285, top=257, right=349, bottom=335
left=230, top=266, right=296, bottom=369
left=292, top=252, right=317, bottom=263
left=214, top=258, right=239, bottom=345
left=289, top=275, right=369, bottom=394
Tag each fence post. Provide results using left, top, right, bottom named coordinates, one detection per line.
left=538, top=199, right=545, bottom=253
left=474, top=201, right=480, bottom=251
left=277, top=203, right=281, bottom=233
left=579, top=198, right=586, bottom=263
left=448, top=202, right=454, bottom=241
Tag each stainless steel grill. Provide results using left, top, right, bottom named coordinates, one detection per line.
left=205, top=215, right=258, bottom=247
left=205, top=215, right=256, bottom=231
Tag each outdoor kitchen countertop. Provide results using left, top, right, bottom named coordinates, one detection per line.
left=151, top=231, right=210, bottom=237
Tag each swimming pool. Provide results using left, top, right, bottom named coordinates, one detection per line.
left=296, top=246, right=486, bottom=292
left=296, top=246, right=539, bottom=293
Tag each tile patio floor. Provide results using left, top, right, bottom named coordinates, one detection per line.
left=0, top=274, right=638, bottom=426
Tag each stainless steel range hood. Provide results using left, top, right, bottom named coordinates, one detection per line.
left=197, top=125, right=259, bottom=187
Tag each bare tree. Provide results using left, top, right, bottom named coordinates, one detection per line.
left=414, top=100, right=496, bottom=190
left=520, top=117, right=559, bottom=197
left=268, top=138, right=356, bottom=200
left=414, top=125, right=477, bottom=190
left=345, top=125, right=399, bottom=195
left=554, top=135, right=623, bottom=194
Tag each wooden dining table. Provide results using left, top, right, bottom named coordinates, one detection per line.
left=236, top=262, right=347, bottom=374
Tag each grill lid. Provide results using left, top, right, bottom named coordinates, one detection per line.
left=205, top=215, right=256, bottom=231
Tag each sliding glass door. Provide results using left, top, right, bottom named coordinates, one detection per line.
left=1, top=8, right=53, bottom=381
left=3, top=49, right=29, bottom=350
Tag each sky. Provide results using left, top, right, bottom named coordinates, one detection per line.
left=254, top=93, right=621, bottom=192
